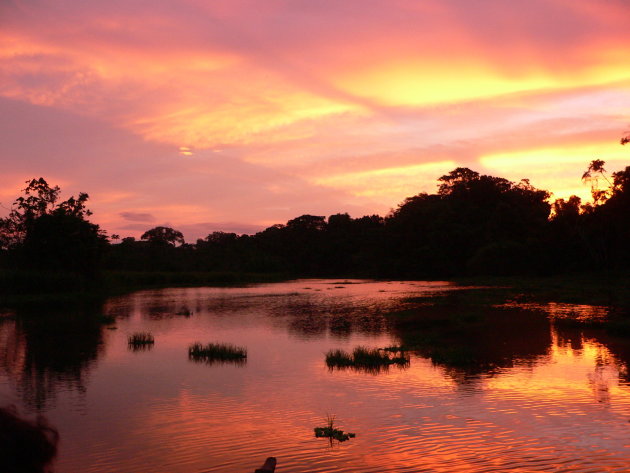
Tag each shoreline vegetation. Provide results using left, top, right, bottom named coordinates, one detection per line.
left=0, top=156, right=628, bottom=318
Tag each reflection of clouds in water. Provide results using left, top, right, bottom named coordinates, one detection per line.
left=497, top=301, right=610, bottom=322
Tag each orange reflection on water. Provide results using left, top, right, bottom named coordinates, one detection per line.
left=3, top=281, right=630, bottom=472
left=497, top=301, right=610, bottom=323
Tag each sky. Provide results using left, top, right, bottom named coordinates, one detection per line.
left=1, top=0, right=629, bottom=241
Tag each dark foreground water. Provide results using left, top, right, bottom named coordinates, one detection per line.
left=1, top=280, right=630, bottom=472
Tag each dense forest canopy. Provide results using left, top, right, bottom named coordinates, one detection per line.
left=1, top=159, right=629, bottom=280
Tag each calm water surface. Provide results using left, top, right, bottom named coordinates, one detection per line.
left=1, top=280, right=630, bottom=472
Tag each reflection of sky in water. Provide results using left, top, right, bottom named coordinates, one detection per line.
left=497, top=301, right=610, bottom=322
left=0, top=280, right=629, bottom=472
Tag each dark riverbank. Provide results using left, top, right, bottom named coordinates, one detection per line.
left=0, top=270, right=288, bottom=309
left=455, top=272, right=630, bottom=308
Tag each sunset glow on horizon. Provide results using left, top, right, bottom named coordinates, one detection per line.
left=1, top=0, right=629, bottom=240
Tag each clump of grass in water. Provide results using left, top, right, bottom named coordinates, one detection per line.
left=128, top=332, right=155, bottom=351
left=325, top=346, right=409, bottom=373
left=352, top=346, right=392, bottom=366
left=188, top=342, right=247, bottom=363
left=128, top=332, right=154, bottom=346
left=314, top=414, right=355, bottom=443
left=325, top=349, right=354, bottom=367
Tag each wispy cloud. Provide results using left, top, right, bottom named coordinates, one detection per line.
left=119, top=211, right=156, bottom=223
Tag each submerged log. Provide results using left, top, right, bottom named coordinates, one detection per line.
left=254, top=457, right=277, bottom=473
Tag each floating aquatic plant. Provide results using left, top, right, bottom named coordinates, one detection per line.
left=188, top=342, right=247, bottom=364
left=325, top=346, right=409, bottom=373
left=314, top=414, right=355, bottom=443
left=128, top=332, right=155, bottom=351
left=128, top=332, right=154, bottom=345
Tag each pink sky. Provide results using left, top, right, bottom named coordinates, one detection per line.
left=1, top=0, right=629, bottom=241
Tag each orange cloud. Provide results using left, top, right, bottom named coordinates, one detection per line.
left=313, top=160, right=457, bottom=204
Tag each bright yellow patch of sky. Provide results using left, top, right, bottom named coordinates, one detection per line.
left=334, top=58, right=630, bottom=107
left=481, top=143, right=629, bottom=202
left=335, top=61, right=553, bottom=106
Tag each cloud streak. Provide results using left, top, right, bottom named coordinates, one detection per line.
left=119, top=212, right=156, bottom=223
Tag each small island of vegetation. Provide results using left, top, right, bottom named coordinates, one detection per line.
left=188, top=342, right=248, bottom=364
left=314, top=415, right=356, bottom=444
left=326, top=346, right=409, bottom=373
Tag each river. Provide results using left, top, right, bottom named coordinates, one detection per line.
left=1, top=280, right=629, bottom=472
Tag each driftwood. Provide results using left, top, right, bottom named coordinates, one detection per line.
left=254, top=457, right=277, bottom=473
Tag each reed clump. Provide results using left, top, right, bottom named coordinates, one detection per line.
left=188, top=342, right=247, bottom=363
left=325, top=349, right=354, bottom=367
left=325, top=346, right=409, bottom=373
left=128, top=332, right=154, bottom=346
left=314, top=414, right=355, bottom=442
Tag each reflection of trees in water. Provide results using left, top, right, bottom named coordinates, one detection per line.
left=561, top=325, right=630, bottom=388
left=0, top=305, right=106, bottom=411
left=103, top=290, right=200, bottom=321
left=552, top=325, right=626, bottom=406
left=284, top=304, right=388, bottom=340
left=605, top=337, right=630, bottom=384
left=391, top=305, right=553, bottom=384
left=133, top=290, right=394, bottom=340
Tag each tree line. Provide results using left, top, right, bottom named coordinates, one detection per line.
left=1, top=158, right=629, bottom=281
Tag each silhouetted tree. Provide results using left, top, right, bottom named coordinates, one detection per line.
left=100, top=159, right=628, bottom=278
left=286, top=214, right=326, bottom=232
left=595, top=164, right=630, bottom=269
left=386, top=169, right=550, bottom=276
left=259, top=215, right=328, bottom=274
left=202, top=231, right=238, bottom=245
left=582, top=159, right=611, bottom=205
left=140, top=226, right=184, bottom=246
left=0, top=178, right=106, bottom=278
